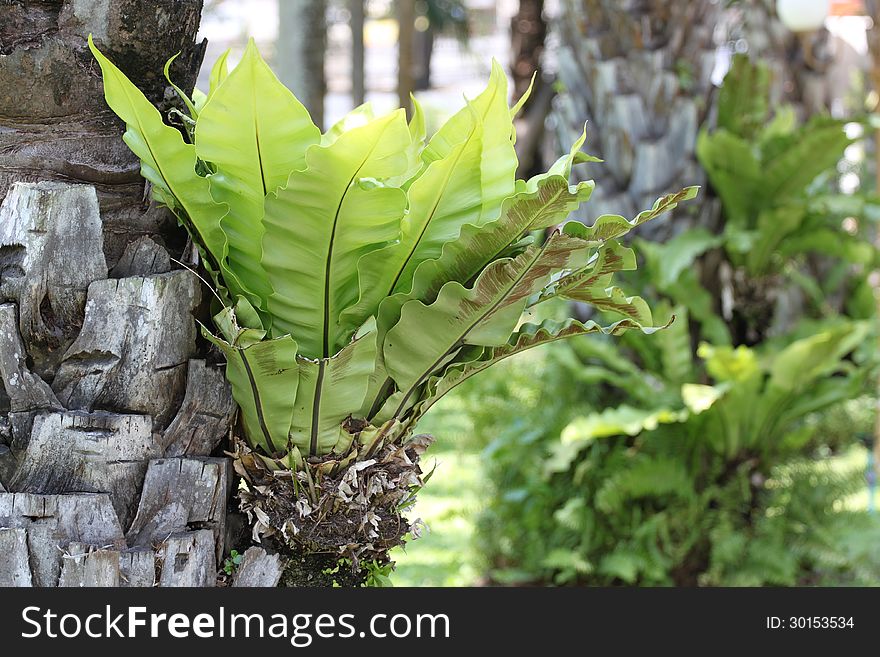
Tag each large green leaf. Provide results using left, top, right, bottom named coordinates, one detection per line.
left=374, top=133, right=595, bottom=343
left=547, top=241, right=652, bottom=324
left=745, top=205, right=805, bottom=275
left=567, top=286, right=653, bottom=326
left=88, top=37, right=227, bottom=271
left=409, top=316, right=665, bottom=422
left=379, top=231, right=594, bottom=419
left=262, top=110, right=411, bottom=357
left=377, top=189, right=696, bottom=421
left=206, top=48, right=230, bottom=103
left=696, top=129, right=760, bottom=227
left=476, top=63, right=518, bottom=223
left=289, top=319, right=379, bottom=456
left=337, top=121, right=484, bottom=340
left=203, top=309, right=299, bottom=457
left=564, top=187, right=700, bottom=242
left=637, top=228, right=723, bottom=289
left=422, top=59, right=506, bottom=163
left=421, top=60, right=517, bottom=222
left=355, top=165, right=595, bottom=420
left=546, top=405, right=689, bottom=474
left=663, top=268, right=732, bottom=346
left=777, top=227, right=875, bottom=265
left=322, top=102, right=376, bottom=145
left=767, top=321, right=869, bottom=391
left=410, top=174, right=595, bottom=306
left=758, top=115, right=851, bottom=206
left=768, top=368, right=869, bottom=433
left=195, top=39, right=321, bottom=307
left=716, top=54, right=770, bottom=140
left=190, top=48, right=230, bottom=115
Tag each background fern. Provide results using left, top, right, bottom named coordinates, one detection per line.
left=467, top=351, right=880, bottom=586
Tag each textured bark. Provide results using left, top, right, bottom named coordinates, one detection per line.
left=109, top=236, right=172, bottom=278
left=0, top=492, right=124, bottom=587
left=0, top=182, right=107, bottom=378
left=0, top=527, right=33, bottom=586
left=277, top=0, right=327, bottom=128
left=157, top=530, right=217, bottom=587
left=0, top=0, right=206, bottom=265
left=0, top=2, right=266, bottom=587
left=126, top=457, right=231, bottom=561
left=552, top=0, right=721, bottom=239
left=0, top=182, right=239, bottom=587
left=59, top=544, right=124, bottom=587
left=8, top=411, right=158, bottom=527
left=0, top=303, right=63, bottom=413
left=231, top=546, right=284, bottom=587
left=51, top=271, right=200, bottom=425
left=162, top=360, right=237, bottom=457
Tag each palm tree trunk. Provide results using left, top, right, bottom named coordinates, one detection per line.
left=0, top=0, right=279, bottom=587
left=277, top=0, right=328, bottom=129
left=552, top=0, right=722, bottom=241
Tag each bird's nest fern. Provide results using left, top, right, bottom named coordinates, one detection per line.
left=89, top=35, right=697, bottom=572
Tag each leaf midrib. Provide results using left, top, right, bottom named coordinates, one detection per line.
left=385, top=128, right=475, bottom=297
left=321, top=154, right=373, bottom=358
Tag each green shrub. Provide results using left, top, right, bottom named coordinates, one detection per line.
left=471, top=55, right=880, bottom=587
left=471, top=340, right=879, bottom=586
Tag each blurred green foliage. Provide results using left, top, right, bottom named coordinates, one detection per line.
left=466, top=55, right=880, bottom=586
left=467, top=341, right=880, bottom=586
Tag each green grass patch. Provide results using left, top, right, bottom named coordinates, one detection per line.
left=391, top=393, right=483, bottom=587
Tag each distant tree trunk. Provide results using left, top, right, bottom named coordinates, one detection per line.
left=350, top=0, right=366, bottom=106
left=413, top=23, right=435, bottom=90
left=552, top=0, right=722, bottom=240
left=278, top=0, right=327, bottom=129
left=397, top=0, right=416, bottom=115
left=0, top=0, right=279, bottom=587
left=510, top=0, right=546, bottom=103
left=510, top=0, right=552, bottom=178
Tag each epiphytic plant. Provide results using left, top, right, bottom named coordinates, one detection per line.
left=90, top=36, right=695, bottom=582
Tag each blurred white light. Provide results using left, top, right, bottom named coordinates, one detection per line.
left=776, top=0, right=831, bottom=33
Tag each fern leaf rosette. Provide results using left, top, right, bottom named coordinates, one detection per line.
left=90, top=36, right=696, bottom=578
